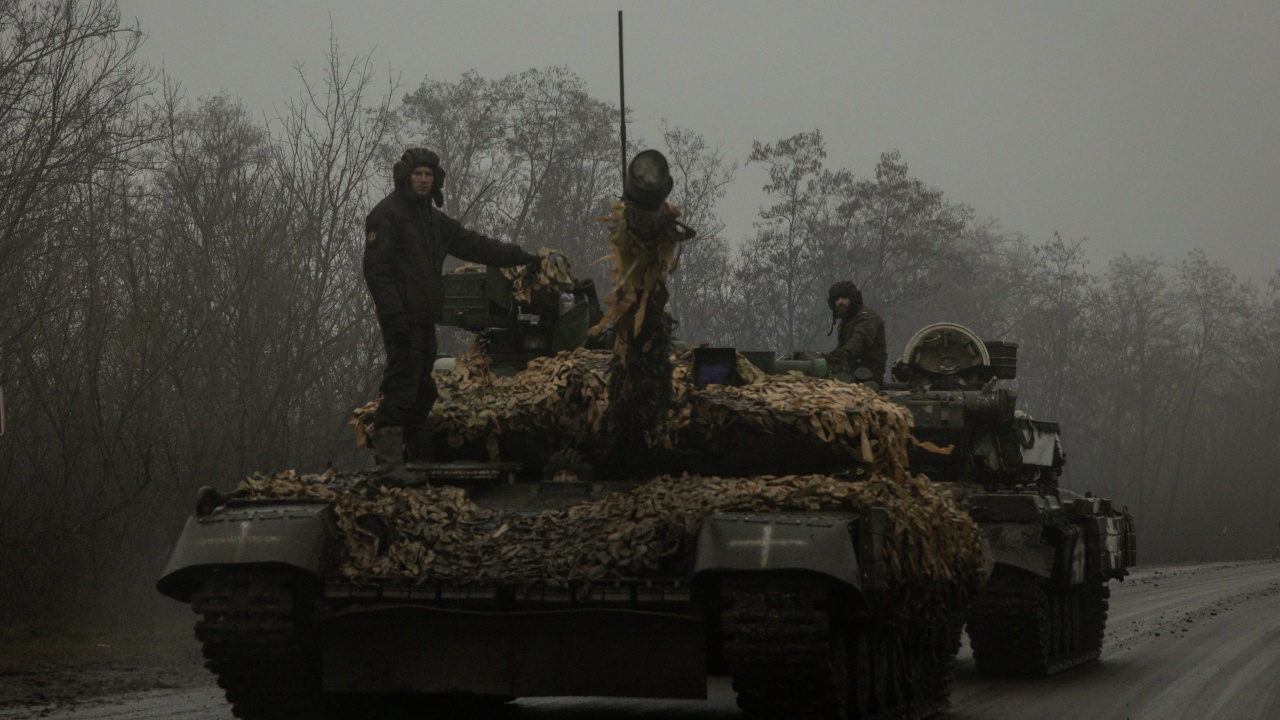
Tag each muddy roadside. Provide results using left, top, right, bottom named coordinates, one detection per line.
left=0, top=614, right=210, bottom=713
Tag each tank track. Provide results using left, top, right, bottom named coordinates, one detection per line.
left=720, top=576, right=956, bottom=720
left=191, top=567, right=326, bottom=720
left=967, top=569, right=1109, bottom=678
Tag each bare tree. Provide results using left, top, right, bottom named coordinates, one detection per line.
left=1164, top=251, right=1254, bottom=501
left=1005, top=233, right=1096, bottom=421
left=904, top=217, right=1030, bottom=343
left=660, top=120, right=737, bottom=344
left=391, top=70, right=516, bottom=226
left=268, top=33, right=396, bottom=466
left=0, top=23, right=403, bottom=621
left=0, top=0, right=154, bottom=265
left=734, top=130, right=836, bottom=352
left=829, top=151, right=973, bottom=339
left=390, top=67, right=619, bottom=290
left=1083, top=254, right=1180, bottom=517
left=1242, top=273, right=1280, bottom=529
left=0, top=0, right=157, bottom=622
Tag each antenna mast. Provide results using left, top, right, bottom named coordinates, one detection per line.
left=618, top=10, right=626, bottom=184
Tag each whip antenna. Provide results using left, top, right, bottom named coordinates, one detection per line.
left=618, top=10, right=626, bottom=184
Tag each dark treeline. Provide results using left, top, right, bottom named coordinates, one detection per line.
left=2, top=1, right=1278, bottom=625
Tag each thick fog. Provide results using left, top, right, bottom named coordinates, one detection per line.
left=2, top=0, right=1278, bottom=625
left=118, top=0, right=1280, bottom=279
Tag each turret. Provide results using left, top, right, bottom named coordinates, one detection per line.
left=881, top=323, right=1062, bottom=487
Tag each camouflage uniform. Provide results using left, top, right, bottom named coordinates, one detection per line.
left=826, top=281, right=888, bottom=384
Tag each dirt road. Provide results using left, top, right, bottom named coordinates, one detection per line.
left=3, top=561, right=1278, bottom=719
left=943, top=560, right=1280, bottom=720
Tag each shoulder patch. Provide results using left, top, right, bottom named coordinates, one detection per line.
left=366, top=230, right=377, bottom=244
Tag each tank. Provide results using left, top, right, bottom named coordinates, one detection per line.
left=156, top=151, right=987, bottom=720
left=879, top=322, right=1137, bottom=677
left=752, top=324, right=1137, bottom=676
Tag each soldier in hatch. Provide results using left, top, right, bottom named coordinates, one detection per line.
left=363, top=148, right=539, bottom=484
left=825, top=280, right=888, bottom=386
left=542, top=447, right=594, bottom=483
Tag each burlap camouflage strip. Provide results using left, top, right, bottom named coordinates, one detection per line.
left=503, top=246, right=576, bottom=304
left=237, top=470, right=984, bottom=601
left=351, top=349, right=914, bottom=477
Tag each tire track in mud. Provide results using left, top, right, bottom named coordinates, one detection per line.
left=946, top=560, right=1280, bottom=720
left=1106, top=561, right=1280, bottom=653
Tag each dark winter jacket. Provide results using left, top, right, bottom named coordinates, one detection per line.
left=362, top=187, right=536, bottom=324
left=831, top=304, right=888, bottom=380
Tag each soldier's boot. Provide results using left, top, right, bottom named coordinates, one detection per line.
left=371, top=426, right=424, bottom=488
left=403, top=424, right=434, bottom=472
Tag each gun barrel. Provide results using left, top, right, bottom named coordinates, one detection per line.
left=771, top=358, right=831, bottom=378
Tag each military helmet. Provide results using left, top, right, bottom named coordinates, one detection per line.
left=393, top=147, right=447, bottom=207
left=827, top=280, right=862, bottom=311
left=543, top=447, right=593, bottom=483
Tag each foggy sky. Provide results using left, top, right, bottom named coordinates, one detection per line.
left=118, top=1, right=1280, bottom=281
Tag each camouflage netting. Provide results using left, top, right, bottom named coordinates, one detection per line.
left=322, top=194, right=983, bottom=610
left=592, top=200, right=694, bottom=363
left=499, top=246, right=575, bottom=304
left=237, top=469, right=984, bottom=599
left=351, top=199, right=910, bottom=475
left=351, top=349, right=915, bottom=476
left=596, top=200, right=693, bottom=455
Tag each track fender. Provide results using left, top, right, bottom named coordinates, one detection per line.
left=981, top=522, right=1057, bottom=579
left=980, top=521, right=1085, bottom=583
left=156, top=502, right=337, bottom=602
left=691, top=512, right=881, bottom=591
left=968, top=493, right=1077, bottom=581
left=1085, top=513, right=1137, bottom=578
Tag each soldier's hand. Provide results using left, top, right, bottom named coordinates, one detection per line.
left=522, top=257, right=543, bottom=280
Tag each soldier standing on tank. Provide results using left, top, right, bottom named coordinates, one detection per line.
left=825, top=280, right=888, bottom=385
left=363, top=148, right=539, bottom=484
